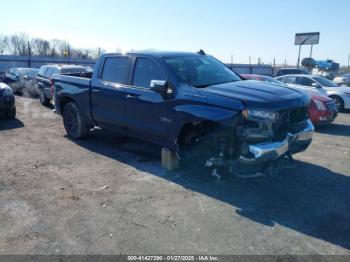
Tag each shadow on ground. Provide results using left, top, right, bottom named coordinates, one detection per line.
left=0, top=118, right=25, bottom=131
left=316, top=123, right=350, bottom=137
left=69, top=128, right=350, bottom=250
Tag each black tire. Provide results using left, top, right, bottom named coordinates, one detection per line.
left=62, top=102, right=88, bottom=139
left=39, top=89, right=50, bottom=106
left=5, top=107, right=16, bottom=119
left=330, top=95, right=344, bottom=112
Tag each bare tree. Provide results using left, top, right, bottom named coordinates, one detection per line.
left=31, top=38, right=50, bottom=56
left=0, top=35, right=8, bottom=55
left=7, top=33, right=30, bottom=55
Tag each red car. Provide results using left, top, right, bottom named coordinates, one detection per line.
left=241, top=74, right=338, bottom=126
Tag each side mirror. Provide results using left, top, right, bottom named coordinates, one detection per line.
left=150, top=80, right=173, bottom=95
left=312, top=83, right=322, bottom=88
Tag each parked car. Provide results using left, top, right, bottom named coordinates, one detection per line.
left=276, top=68, right=310, bottom=77
left=242, top=74, right=338, bottom=126
left=53, top=51, right=314, bottom=178
left=0, top=82, right=16, bottom=119
left=36, top=64, right=93, bottom=106
left=3, top=68, right=39, bottom=96
left=334, top=74, right=350, bottom=87
left=276, top=74, right=350, bottom=111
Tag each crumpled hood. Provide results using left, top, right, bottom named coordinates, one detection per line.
left=200, top=80, right=310, bottom=110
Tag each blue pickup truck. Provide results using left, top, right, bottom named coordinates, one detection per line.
left=54, top=51, right=314, bottom=177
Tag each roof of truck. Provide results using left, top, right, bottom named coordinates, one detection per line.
left=105, top=50, right=203, bottom=58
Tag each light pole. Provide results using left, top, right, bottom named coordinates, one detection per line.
left=348, top=53, right=350, bottom=70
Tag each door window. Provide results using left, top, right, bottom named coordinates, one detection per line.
left=296, top=77, right=315, bottom=87
left=279, top=76, right=296, bottom=84
left=133, top=58, right=165, bottom=88
left=101, top=57, right=130, bottom=84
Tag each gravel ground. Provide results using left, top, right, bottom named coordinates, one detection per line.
left=0, top=96, right=349, bottom=255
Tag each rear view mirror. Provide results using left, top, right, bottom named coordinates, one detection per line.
left=150, top=80, right=172, bottom=95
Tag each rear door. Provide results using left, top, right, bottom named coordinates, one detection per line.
left=90, top=55, right=131, bottom=130
left=295, top=76, right=317, bottom=90
left=124, top=57, right=170, bottom=143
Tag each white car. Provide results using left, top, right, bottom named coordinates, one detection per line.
left=276, top=74, right=350, bottom=111
left=334, top=74, right=350, bottom=87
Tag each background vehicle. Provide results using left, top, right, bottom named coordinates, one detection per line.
left=243, top=74, right=337, bottom=126
left=276, top=68, right=310, bottom=77
left=53, top=51, right=314, bottom=178
left=3, top=68, right=39, bottom=96
left=277, top=74, right=350, bottom=111
left=36, top=64, right=93, bottom=106
left=334, top=74, right=350, bottom=87
left=0, top=82, right=16, bottom=119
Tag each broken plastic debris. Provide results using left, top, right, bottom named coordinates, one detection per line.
left=97, top=186, right=109, bottom=190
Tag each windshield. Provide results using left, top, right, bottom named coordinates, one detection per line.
left=17, top=68, right=39, bottom=77
left=314, top=76, right=338, bottom=87
left=164, top=56, right=241, bottom=87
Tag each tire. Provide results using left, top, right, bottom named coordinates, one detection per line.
left=330, top=95, right=344, bottom=112
left=5, top=107, right=16, bottom=119
left=62, top=102, right=88, bottom=139
left=39, top=89, right=50, bottom=106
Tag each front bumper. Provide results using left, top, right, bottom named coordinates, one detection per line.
left=239, top=119, right=314, bottom=165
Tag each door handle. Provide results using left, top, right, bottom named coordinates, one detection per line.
left=126, top=94, right=137, bottom=99
left=92, top=89, right=101, bottom=93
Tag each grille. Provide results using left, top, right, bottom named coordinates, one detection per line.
left=272, top=106, right=308, bottom=140
left=325, top=100, right=337, bottom=111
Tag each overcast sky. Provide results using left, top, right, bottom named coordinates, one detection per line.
left=1, top=0, right=349, bottom=65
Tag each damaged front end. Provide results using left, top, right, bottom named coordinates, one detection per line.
left=200, top=106, right=314, bottom=178
left=237, top=106, right=314, bottom=166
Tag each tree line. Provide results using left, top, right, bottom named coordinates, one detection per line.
left=0, top=33, right=106, bottom=59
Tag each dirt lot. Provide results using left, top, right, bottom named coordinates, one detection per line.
left=0, top=96, right=350, bottom=255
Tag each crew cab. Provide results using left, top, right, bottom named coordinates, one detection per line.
left=54, top=51, right=314, bottom=177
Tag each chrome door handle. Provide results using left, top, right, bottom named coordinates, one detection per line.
left=126, top=94, right=136, bottom=99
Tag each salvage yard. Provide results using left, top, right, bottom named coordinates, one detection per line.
left=0, top=96, right=350, bottom=255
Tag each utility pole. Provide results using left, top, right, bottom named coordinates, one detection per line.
left=348, top=53, right=350, bottom=70
left=310, top=44, right=313, bottom=58
left=27, top=41, right=31, bottom=68
left=273, top=58, right=276, bottom=76
left=230, top=54, right=233, bottom=65
left=297, top=44, right=302, bottom=68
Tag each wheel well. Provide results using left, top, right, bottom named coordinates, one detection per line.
left=177, top=121, right=218, bottom=146
left=60, top=97, right=75, bottom=114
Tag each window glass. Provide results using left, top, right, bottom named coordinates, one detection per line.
left=45, top=67, right=55, bottom=78
left=314, top=76, right=338, bottom=87
left=296, top=77, right=315, bottom=86
left=164, top=56, right=240, bottom=88
left=133, top=58, right=165, bottom=88
left=38, top=66, right=47, bottom=76
left=101, top=57, right=129, bottom=84
left=279, top=76, right=295, bottom=84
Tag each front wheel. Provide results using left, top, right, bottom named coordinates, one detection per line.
left=330, top=95, right=344, bottom=112
left=62, top=102, right=88, bottom=139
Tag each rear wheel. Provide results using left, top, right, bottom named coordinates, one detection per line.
left=62, top=102, right=88, bottom=139
left=330, top=95, right=344, bottom=112
left=39, top=89, right=50, bottom=106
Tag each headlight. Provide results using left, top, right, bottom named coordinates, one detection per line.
left=313, top=99, right=327, bottom=111
left=2, top=87, right=13, bottom=96
left=243, top=109, right=278, bottom=121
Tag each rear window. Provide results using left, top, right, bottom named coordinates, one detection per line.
left=38, top=66, right=48, bottom=76
left=101, top=57, right=130, bottom=84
